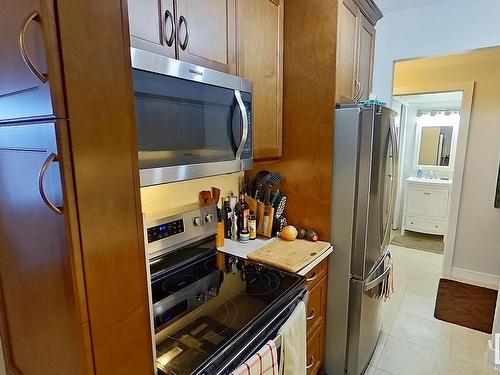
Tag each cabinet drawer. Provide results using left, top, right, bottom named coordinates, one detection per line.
left=307, top=277, right=327, bottom=337
left=305, top=259, right=328, bottom=290
left=405, top=216, right=446, bottom=234
left=307, top=325, right=324, bottom=375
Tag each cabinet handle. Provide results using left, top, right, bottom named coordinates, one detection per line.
left=164, top=9, right=175, bottom=47
left=38, top=153, right=63, bottom=215
left=306, top=356, right=315, bottom=369
left=19, top=11, right=47, bottom=83
left=306, top=308, right=316, bottom=321
left=306, top=272, right=317, bottom=282
left=178, top=15, right=189, bottom=50
left=353, top=80, right=361, bottom=101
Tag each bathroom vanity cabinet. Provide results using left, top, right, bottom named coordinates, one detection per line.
left=401, top=177, right=452, bottom=240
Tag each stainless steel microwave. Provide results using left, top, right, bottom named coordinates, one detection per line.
left=130, top=48, right=253, bottom=186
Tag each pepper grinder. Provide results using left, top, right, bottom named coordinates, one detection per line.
left=230, top=212, right=238, bottom=241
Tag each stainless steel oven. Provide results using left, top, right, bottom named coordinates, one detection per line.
left=131, top=48, right=253, bottom=186
left=144, top=204, right=306, bottom=375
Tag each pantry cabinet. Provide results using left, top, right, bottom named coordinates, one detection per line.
left=0, top=0, right=65, bottom=123
left=336, top=0, right=381, bottom=103
left=127, top=0, right=236, bottom=73
left=0, top=1, right=154, bottom=374
left=236, top=0, right=284, bottom=159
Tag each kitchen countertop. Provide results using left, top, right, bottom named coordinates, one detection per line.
left=217, top=237, right=333, bottom=276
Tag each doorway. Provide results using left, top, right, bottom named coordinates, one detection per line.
left=387, top=78, right=474, bottom=279
left=391, top=91, right=463, bottom=255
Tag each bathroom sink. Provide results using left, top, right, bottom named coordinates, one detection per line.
left=406, top=176, right=453, bottom=185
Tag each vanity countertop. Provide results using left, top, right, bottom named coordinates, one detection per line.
left=406, top=176, right=453, bottom=185
left=218, top=237, right=333, bottom=276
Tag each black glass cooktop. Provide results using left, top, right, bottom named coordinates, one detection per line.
left=152, top=247, right=304, bottom=375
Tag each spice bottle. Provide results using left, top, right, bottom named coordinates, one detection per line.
left=248, top=211, right=256, bottom=240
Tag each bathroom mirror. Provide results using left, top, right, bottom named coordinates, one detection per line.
left=414, top=113, right=459, bottom=170
left=418, top=126, right=453, bottom=166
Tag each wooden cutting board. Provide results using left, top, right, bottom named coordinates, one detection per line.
left=247, top=239, right=331, bottom=273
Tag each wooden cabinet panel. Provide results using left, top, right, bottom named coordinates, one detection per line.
left=128, top=0, right=176, bottom=58
left=307, top=277, right=328, bottom=338
left=305, top=259, right=328, bottom=290
left=357, top=14, right=375, bottom=100
left=336, top=0, right=380, bottom=103
left=307, top=325, right=325, bottom=375
left=0, top=0, right=64, bottom=123
left=336, top=0, right=359, bottom=103
left=237, top=0, right=283, bottom=159
left=0, top=122, right=90, bottom=375
left=176, top=0, right=236, bottom=73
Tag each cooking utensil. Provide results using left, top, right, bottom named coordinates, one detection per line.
left=274, top=194, right=287, bottom=218
left=268, top=172, right=285, bottom=186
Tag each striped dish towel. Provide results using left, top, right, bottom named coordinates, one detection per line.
left=231, top=340, right=278, bottom=375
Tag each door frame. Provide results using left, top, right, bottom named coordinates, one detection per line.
left=392, top=81, right=475, bottom=277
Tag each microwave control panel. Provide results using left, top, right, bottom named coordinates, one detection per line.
left=147, top=219, right=185, bottom=243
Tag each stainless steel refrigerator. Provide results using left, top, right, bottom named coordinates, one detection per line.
left=326, top=104, right=398, bottom=375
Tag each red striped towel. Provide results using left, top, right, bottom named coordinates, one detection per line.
left=231, top=340, right=278, bottom=375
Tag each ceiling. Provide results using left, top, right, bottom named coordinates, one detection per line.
left=374, top=0, right=444, bottom=13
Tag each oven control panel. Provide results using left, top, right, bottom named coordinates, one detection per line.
left=147, top=219, right=184, bottom=243
left=144, top=203, right=218, bottom=258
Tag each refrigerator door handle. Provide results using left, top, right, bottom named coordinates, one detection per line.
left=363, top=251, right=391, bottom=291
left=381, top=117, right=399, bottom=251
left=364, top=266, right=390, bottom=291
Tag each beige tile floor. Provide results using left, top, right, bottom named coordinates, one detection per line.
left=366, top=244, right=498, bottom=375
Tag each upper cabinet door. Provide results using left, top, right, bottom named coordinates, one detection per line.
left=336, top=0, right=359, bottom=103
left=237, top=0, right=283, bottom=160
left=357, top=14, right=375, bottom=100
left=128, top=0, right=176, bottom=58
left=176, top=0, right=236, bottom=73
left=0, top=0, right=65, bottom=123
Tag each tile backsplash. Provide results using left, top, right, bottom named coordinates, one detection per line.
left=140, top=172, right=243, bottom=214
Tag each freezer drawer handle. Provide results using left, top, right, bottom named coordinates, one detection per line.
left=364, top=266, right=390, bottom=291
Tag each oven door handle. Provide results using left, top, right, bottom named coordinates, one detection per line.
left=234, top=90, right=248, bottom=161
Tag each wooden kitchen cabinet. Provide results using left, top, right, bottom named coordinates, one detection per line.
left=0, top=0, right=65, bottom=123
left=128, top=0, right=176, bottom=58
left=127, top=0, right=236, bottom=73
left=305, top=257, right=329, bottom=375
left=357, top=14, right=376, bottom=100
left=307, top=315, right=325, bottom=375
left=177, top=0, right=236, bottom=73
left=336, top=0, right=381, bottom=103
left=0, top=1, right=154, bottom=374
left=337, top=0, right=359, bottom=103
left=0, top=122, right=91, bottom=375
left=237, top=0, right=284, bottom=159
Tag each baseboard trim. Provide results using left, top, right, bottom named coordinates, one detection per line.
left=450, top=267, right=499, bottom=289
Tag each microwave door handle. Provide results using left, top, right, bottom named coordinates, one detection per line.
left=234, top=90, right=248, bottom=160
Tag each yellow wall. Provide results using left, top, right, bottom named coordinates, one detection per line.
left=394, top=47, right=500, bottom=282
left=140, top=172, right=243, bottom=214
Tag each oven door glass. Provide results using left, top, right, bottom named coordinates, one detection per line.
left=133, top=69, right=249, bottom=169
left=153, top=252, right=303, bottom=375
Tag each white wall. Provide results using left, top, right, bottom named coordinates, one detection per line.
left=373, top=0, right=500, bottom=104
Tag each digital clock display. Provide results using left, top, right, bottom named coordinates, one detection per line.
left=147, top=219, right=184, bottom=243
